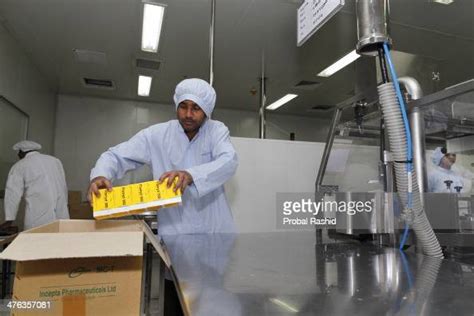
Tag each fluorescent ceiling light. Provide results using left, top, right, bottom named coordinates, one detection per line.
left=432, top=0, right=454, bottom=4
left=138, top=75, right=152, bottom=97
left=266, top=94, right=298, bottom=110
left=317, top=50, right=361, bottom=77
left=141, top=3, right=165, bottom=53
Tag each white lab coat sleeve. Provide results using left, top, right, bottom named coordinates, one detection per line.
left=56, top=160, right=70, bottom=219
left=90, top=129, right=152, bottom=181
left=185, top=125, right=238, bottom=198
left=4, top=166, right=24, bottom=221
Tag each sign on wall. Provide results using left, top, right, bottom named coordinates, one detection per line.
left=297, top=0, right=345, bottom=47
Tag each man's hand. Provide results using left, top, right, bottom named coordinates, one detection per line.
left=159, top=170, right=193, bottom=193
left=87, top=176, right=113, bottom=204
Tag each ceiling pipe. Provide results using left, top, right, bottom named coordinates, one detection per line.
left=209, top=0, right=216, bottom=86
left=356, top=0, right=392, bottom=56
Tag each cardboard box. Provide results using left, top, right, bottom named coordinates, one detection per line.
left=69, top=202, right=93, bottom=220
left=68, top=191, right=82, bottom=205
left=0, top=220, right=171, bottom=315
left=92, top=180, right=182, bottom=220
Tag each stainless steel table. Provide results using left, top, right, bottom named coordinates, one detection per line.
left=160, top=231, right=474, bottom=316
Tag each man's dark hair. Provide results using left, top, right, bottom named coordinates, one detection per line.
left=18, top=150, right=36, bottom=160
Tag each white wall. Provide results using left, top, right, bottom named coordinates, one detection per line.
left=0, top=22, right=57, bottom=224
left=226, top=137, right=325, bottom=232
left=0, top=23, right=56, bottom=153
left=213, top=108, right=330, bottom=142
left=54, top=94, right=330, bottom=198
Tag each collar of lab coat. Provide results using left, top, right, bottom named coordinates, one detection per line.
left=433, top=164, right=455, bottom=175
left=177, top=119, right=208, bottom=141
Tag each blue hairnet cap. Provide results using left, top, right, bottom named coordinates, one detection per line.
left=431, top=147, right=445, bottom=166
left=12, top=140, right=42, bottom=152
left=173, top=78, right=216, bottom=118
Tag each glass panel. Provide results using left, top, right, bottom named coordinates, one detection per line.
left=321, top=104, right=383, bottom=193
left=423, top=87, right=474, bottom=195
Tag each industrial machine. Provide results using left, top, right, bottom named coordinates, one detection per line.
left=316, top=0, right=474, bottom=259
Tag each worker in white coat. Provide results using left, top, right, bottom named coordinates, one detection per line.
left=88, top=78, right=239, bottom=235
left=2, top=141, right=70, bottom=230
left=428, top=147, right=472, bottom=193
left=88, top=78, right=238, bottom=316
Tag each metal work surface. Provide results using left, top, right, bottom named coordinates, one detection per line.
left=162, top=231, right=474, bottom=316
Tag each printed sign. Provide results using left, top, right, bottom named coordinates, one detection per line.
left=297, top=0, right=345, bottom=46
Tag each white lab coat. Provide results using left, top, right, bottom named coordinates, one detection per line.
left=4, top=152, right=70, bottom=230
left=90, top=119, right=238, bottom=235
left=427, top=164, right=472, bottom=193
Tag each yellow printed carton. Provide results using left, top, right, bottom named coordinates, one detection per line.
left=92, top=180, right=182, bottom=220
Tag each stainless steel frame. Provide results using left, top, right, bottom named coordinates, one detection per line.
left=315, top=107, right=341, bottom=191
left=259, top=52, right=266, bottom=139
left=409, top=79, right=474, bottom=110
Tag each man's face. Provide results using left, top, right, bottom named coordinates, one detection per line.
left=177, top=100, right=206, bottom=133
left=440, top=153, right=456, bottom=169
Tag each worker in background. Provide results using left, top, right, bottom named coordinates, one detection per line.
left=1, top=141, right=70, bottom=231
left=88, top=78, right=238, bottom=316
left=428, top=147, right=472, bottom=193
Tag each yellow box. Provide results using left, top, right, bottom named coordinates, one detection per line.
left=92, top=180, right=182, bottom=220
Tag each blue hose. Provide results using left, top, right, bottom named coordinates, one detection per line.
left=399, top=248, right=414, bottom=288
left=383, top=43, right=413, bottom=250
left=399, top=222, right=410, bottom=251
left=398, top=249, right=416, bottom=314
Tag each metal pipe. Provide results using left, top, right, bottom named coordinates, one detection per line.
left=259, top=51, right=266, bottom=139
left=410, top=107, right=427, bottom=194
left=209, top=0, right=216, bottom=86
left=315, top=108, right=342, bottom=191
left=356, top=0, right=391, bottom=56
left=398, top=77, right=423, bottom=100
left=398, top=76, right=426, bottom=194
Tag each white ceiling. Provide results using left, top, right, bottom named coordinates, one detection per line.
left=0, top=0, right=472, bottom=117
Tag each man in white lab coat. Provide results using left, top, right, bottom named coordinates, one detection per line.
left=88, top=78, right=238, bottom=316
left=428, top=147, right=472, bottom=193
left=88, top=78, right=238, bottom=235
left=2, top=141, right=70, bottom=230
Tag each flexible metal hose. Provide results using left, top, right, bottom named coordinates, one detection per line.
left=378, top=83, right=443, bottom=258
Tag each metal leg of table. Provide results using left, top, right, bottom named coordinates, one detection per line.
left=1, top=260, right=6, bottom=299
left=157, top=259, right=165, bottom=316
left=1, top=242, right=11, bottom=299
left=143, top=243, right=153, bottom=315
